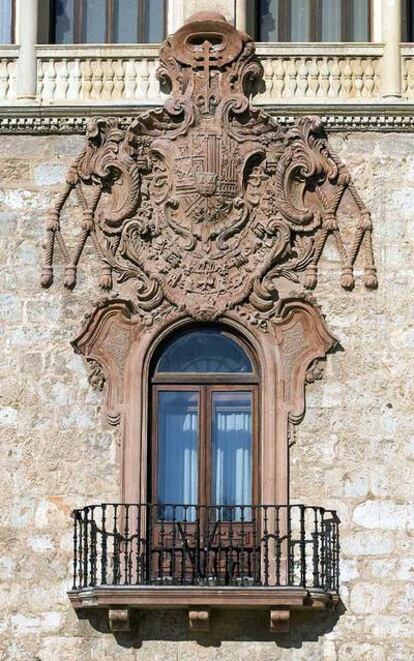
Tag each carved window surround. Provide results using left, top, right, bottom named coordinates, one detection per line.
left=40, top=11, right=377, bottom=629
left=72, top=296, right=337, bottom=507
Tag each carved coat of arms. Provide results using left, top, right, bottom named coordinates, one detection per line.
left=41, top=11, right=377, bottom=322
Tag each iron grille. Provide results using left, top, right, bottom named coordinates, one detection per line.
left=71, top=504, right=340, bottom=593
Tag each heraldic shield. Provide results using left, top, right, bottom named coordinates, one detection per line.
left=41, top=11, right=377, bottom=321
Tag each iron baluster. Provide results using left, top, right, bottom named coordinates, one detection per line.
left=146, top=504, right=152, bottom=584
left=171, top=504, right=177, bottom=583
left=263, top=505, right=269, bottom=586
left=320, top=509, right=326, bottom=590
left=300, top=505, right=306, bottom=588
left=112, top=504, right=120, bottom=585
left=287, top=506, right=294, bottom=586
left=78, top=509, right=84, bottom=588
left=275, top=505, right=281, bottom=586
left=72, top=510, right=78, bottom=589
left=83, top=506, right=89, bottom=588
left=90, top=505, right=97, bottom=587
left=240, top=505, right=245, bottom=585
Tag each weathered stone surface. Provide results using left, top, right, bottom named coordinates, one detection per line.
left=0, top=126, right=413, bottom=659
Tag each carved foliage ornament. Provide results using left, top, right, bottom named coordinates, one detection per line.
left=41, top=12, right=377, bottom=321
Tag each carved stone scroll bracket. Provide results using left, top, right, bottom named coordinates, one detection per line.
left=72, top=298, right=136, bottom=426
left=108, top=607, right=131, bottom=632
left=269, top=295, right=338, bottom=426
left=188, top=608, right=210, bottom=632
left=270, top=608, right=290, bottom=633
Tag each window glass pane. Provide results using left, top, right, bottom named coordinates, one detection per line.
left=113, top=0, right=138, bottom=43
left=351, top=0, right=369, bottom=41
left=321, top=0, right=341, bottom=41
left=145, top=0, right=165, bottom=42
left=52, top=0, right=74, bottom=44
left=212, top=392, right=253, bottom=518
left=258, top=0, right=279, bottom=41
left=83, top=0, right=106, bottom=43
left=291, top=0, right=310, bottom=41
left=156, top=329, right=253, bottom=374
left=157, top=391, right=198, bottom=518
left=0, top=0, right=12, bottom=43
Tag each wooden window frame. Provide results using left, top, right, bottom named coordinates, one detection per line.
left=50, top=0, right=167, bottom=44
left=150, top=331, right=260, bottom=509
left=256, top=0, right=371, bottom=42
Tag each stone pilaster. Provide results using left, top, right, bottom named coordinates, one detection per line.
left=382, top=0, right=402, bottom=98
left=16, top=0, right=38, bottom=101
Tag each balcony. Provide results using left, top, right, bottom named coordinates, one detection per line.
left=0, top=43, right=390, bottom=106
left=68, top=503, right=340, bottom=632
left=0, top=42, right=413, bottom=137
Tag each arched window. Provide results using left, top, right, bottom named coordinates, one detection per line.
left=257, top=0, right=370, bottom=42
left=150, top=327, right=259, bottom=521
left=51, top=0, right=166, bottom=44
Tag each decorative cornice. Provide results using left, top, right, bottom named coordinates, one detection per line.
left=2, top=104, right=414, bottom=134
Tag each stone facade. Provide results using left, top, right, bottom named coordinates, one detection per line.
left=0, top=127, right=413, bottom=659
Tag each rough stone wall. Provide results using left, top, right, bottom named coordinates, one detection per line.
left=0, top=131, right=413, bottom=660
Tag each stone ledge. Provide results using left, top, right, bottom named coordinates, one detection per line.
left=68, top=585, right=340, bottom=610
left=2, top=104, right=414, bottom=133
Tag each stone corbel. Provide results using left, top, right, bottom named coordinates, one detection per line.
left=273, top=296, right=338, bottom=426
left=188, top=608, right=210, bottom=632
left=270, top=608, right=290, bottom=633
left=72, top=298, right=136, bottom=426
left=108, top=607, right=131, bottom=632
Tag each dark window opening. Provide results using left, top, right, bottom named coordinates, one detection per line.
left=51, top=0, right=166, bottom=44
left=257, top=0, right=370, bottom=42
left=403, top=0, right=414, bottom=41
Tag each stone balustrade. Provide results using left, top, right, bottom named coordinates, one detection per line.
left=3, top=43, right=414, bottom=106
left=0, top=47, right=18, bottom=104
left=256, top=44, right=382, bottom=101
left=401, top=45, right=414, bottom=98
left=36, top=46, right=165, bottom=104
left=36, top=44, right=383, bottom=105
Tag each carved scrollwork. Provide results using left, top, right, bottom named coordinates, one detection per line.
left=86, top=358, right=106, bottom=392
left=41, top=11, right=377, bottom=321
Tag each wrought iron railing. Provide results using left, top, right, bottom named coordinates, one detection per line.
left=71, top=504, right=340, bottom=593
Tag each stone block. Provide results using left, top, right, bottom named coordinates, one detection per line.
left=34, top=162, right=68, bottom=187
left=350, top=582, right=391, bottom=614
left=0, top=159, right=32, bottom=183
left=341, top=531, right=394, bottom=556
left=353, top=501, right=408, bottom=530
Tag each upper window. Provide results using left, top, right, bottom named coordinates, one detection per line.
left=51, top=0, right=166, bottom=44
left=257, top=0, right=370, bottom=42
left=0, top=0, right=14, bottom=43
left=403, top=1, right=414, bottom=41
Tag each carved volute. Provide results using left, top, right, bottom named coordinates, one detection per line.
left=41, top=12, right=376, bottom=504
